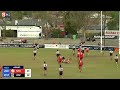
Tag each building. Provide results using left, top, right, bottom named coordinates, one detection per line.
left=0, top=19, right=51, bottom=38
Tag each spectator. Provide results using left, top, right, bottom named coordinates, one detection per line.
left=86, top=37, right=90, bottom=41
left=98, top=42, right=101, bottom=46
left=92, top=38, right=96, bottom=42
left=65, top=31, right=68, bottom=38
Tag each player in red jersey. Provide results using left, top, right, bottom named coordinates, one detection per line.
left=77, top=47, right=81, bottom=52
left=79, top=52, right=84, bottom=60
left=78, top=52, right=84, bottom=72
left=64, top=58, right=71, bottom=64
left=86, top=47, right=89, bottom=55
left=57, top=54, right=63, bottom=65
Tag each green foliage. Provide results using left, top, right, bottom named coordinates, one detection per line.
left=63, top=11, right=97, bottom=35
left=107, top=11, right=119, bottom=30
left=64, top=22, right=77, bottom=34
left=51, top=29, right=63, bottom=38
left=10, top=11, right=23, bottom=19
left=1, top=30, right=17, bottom=37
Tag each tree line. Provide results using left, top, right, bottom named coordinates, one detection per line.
left=0, top=11, right=119, bottom=39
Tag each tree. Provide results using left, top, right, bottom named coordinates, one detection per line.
left=32, top=11, right=55, bottom=39
left=63, top=11, right=98, bottom=39
left=107, top=11, right=119, bottom=30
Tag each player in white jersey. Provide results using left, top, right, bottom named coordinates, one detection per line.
left=33, top=48, right=37, bottom=60
left=43, top=61, right=47, bottom=76
left=59, top=65, right=63, bottom=79
left=56, top=49, right=60, bottom=57
left=109, top=50, right=113, bottom=60
left=114, top=55, right=118, bottom=65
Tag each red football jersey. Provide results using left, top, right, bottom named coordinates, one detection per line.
left=86, top=48, right=89, bottom=52
left=79, top=52, right=83, bottom=59
left=58, top=56, right=62, bottom=63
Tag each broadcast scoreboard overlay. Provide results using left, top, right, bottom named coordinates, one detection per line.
left=0, top=66, right=31, bottom=78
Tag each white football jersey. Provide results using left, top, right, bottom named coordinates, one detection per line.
left=115, top=56, right=118, bottom=59
left=43, top=64, right=47, bottom=67
left=59, top=68, right=63, bottom=71
left=110, top=51, right=113, bottom=53
left=56, top=51, right=60, bottom=54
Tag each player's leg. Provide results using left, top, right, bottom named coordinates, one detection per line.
left=60, top=73, right=63, bottom=79
left=87, top=51, right=89, bottom=56
left=44, top=70, right=47, bottom=76
left=78, top=61, right=81, bottom=71
left=61, top=75, right=63, bottom=79
left=79, top=65, right=80, bottom=70
left=59, top=72, right=61, bottom=79
left=116, top=60, right=118, bottom=68
left=59, top=75, right=61, bottom=79
left=73, top=50, right=75, bottom=56
left=80, top=66, right=82, bottom=72
left=111, top=56, right=112, bottom=60
left=33, top=53, right=35, bottom=60
left=34, top=56, right=35, bottom=60
left=110, top=54, right=112, bottom=60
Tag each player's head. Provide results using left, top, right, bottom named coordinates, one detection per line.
left=116, top=54, right=118, bottom=56
left=44, top=61, right=46, bottom=63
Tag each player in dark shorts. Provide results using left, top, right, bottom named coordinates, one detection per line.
left=43, top=61, right=47, bottom=76
left=59, top=65, right=63, bottom=79
left=33, top=43, right=38, bottom=48
left=114, top=54, right=118, bottom=68
left=72, top=45, right=76, bottom=56
left=33, top=48, right=37, bottom=60
left=56, top=49, right=60, bottom=57
left=109, top=50, right=113, bottom=60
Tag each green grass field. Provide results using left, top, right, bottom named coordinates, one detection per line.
left=0, top=48, right=120, bottom=79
